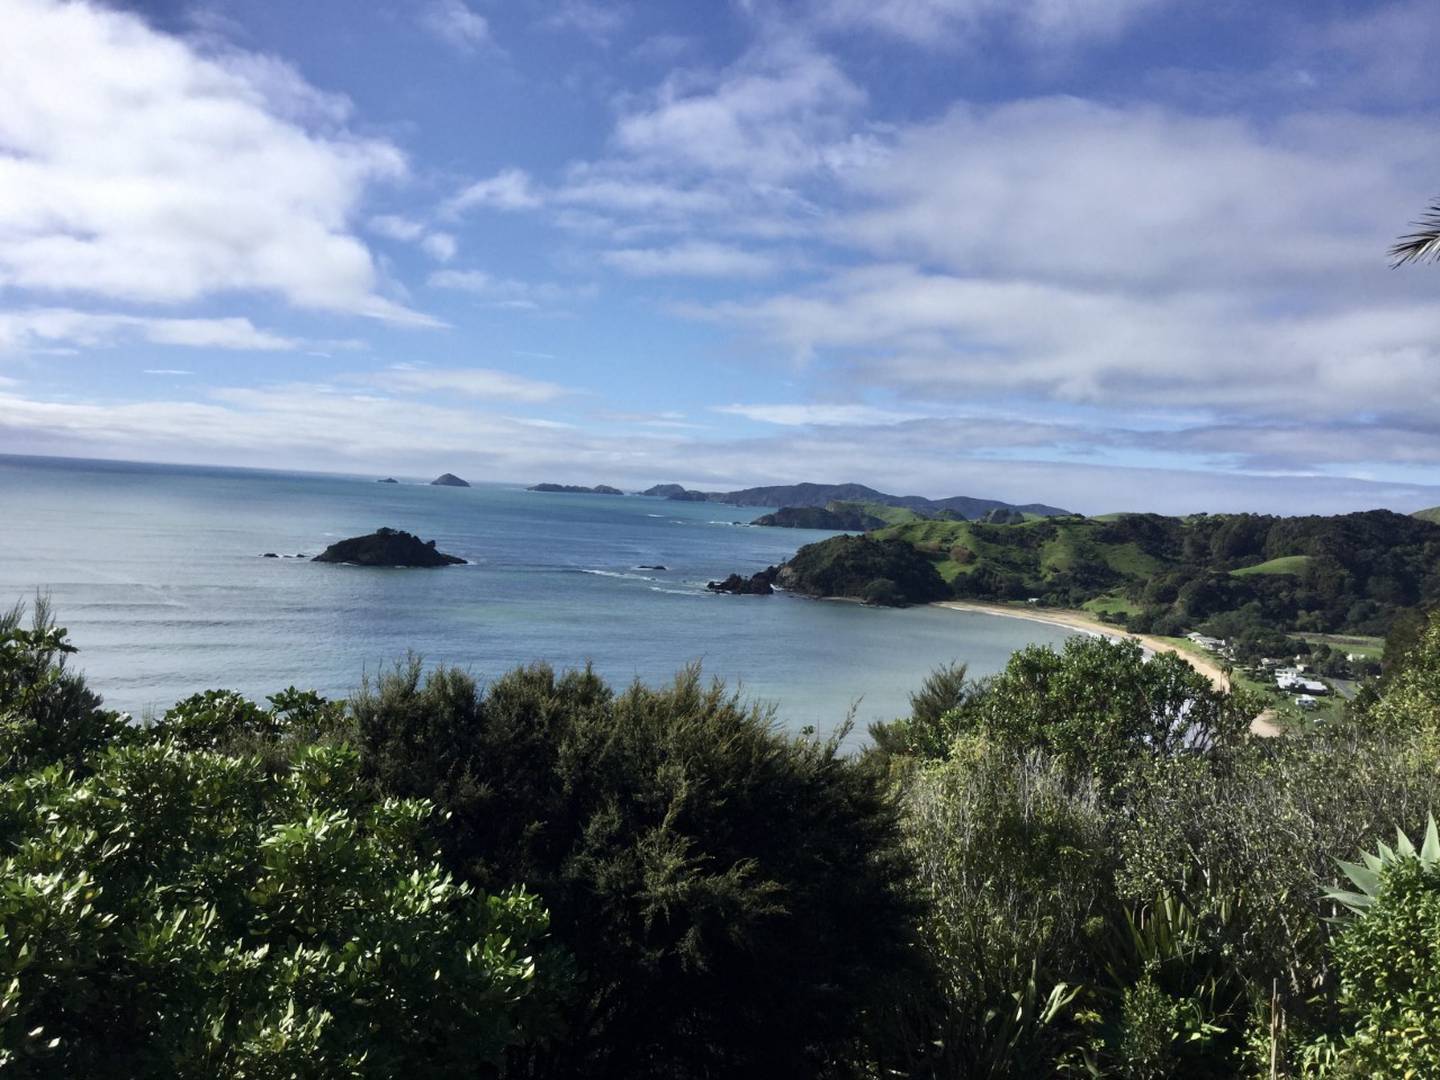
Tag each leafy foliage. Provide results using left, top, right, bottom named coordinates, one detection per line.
left=880, top=509, right=1440, bottom=635
left=948, top=636, right=1255, bottom=792
left=777, top=534, right=951, bottom=606
left=0, top=600, right=130, bottom=779
left=351, top=659, right=916, bottom=1079
left=0, top=741, right=550, bottom=1077
left=1312, top=817, right=1440, bottom=1075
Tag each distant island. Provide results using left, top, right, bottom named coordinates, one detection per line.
left=312, top=527, right=466, bottom=567
left=431, top=473, right=470, bottom=488
left=641, top=480, right=1070, bottom=519
left=640, top=483, right=709, bottom=501
left=377, top=477, right=399, bottom=484
left=528, top=483, right=623, bottom=495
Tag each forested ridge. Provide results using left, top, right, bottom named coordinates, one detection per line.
left=3, top=597, right=1440, bottom=1076
left=775, top=509, right=1440, bottom=636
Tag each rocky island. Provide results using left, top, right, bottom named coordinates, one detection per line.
left=430, top=473, right=470, bottom=487
left=312, top=527, right=466, bottom=567
left=641, top=484, right=709, bottom=501
left=377, top=477, right=399, bottom=484
left=528, top=483, right=624, bottom=495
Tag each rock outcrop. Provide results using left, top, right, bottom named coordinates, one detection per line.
left=706, top=566, right=780, bottom=596
left=377, top=477, right=399, bottom=484
left=430, top=473, right=470, bottom=487
left=312, top=528, right=466, bottom=567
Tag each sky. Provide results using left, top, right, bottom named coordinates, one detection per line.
left=2, top=0, right=1440, bottom=514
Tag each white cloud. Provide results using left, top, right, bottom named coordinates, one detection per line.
left=446, top=168, right=544, bottom=214
left=370, top=216, right=457, bottom=262
left=0, top=0, right=429, bottom=324
left=421, top=0, right=491, bottom=52
left=0, top=309, right=296, bottom=352
left=804, top=0, right=1168, bottom=49
left=369, top=215, right=426, bottom=242
left=611, top=39, right=869, bottom=183
left=602, top=242, right=779, bottom=278
left=3, top=383, right=1437, bottom=516
left=421, top=232, right=458, bottom=262
left=428, top=269, right=590, bottom=311
left=542, top=1, right=628, bottom=42
left=366, top=366, right=571, bottom=403
left=693, top=263, right=1440, bottom=418
left=713, top=403, right=918, bottom=426
left=836, top=97, right=1437, bottom=287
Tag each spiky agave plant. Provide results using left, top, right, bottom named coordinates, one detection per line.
left=1324, top=813, right=1440, bottom=916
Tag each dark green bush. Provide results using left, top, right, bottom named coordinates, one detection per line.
left=351, top=659, right=916, bottom=1079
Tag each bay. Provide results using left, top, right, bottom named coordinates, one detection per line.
left=0, top=454, right=1075, bottom=740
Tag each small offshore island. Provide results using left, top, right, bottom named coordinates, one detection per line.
left=430, top=473, right=470, bottom=487
left=528, top=483, right=623, bottom=495
left=312, top=527, right=466, bottom=567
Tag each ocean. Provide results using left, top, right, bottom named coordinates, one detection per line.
left=0, top=455, right=1074, bottom=741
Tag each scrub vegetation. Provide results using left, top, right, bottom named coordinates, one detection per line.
left=3, top=598, right=1440, bottom=1076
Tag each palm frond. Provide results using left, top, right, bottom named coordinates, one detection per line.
left=1390, top=199, right=1440, bottom=266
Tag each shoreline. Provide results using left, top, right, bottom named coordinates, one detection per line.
left=932, top=600, right=1283, bottom=738
left=931, top=599, right=1233, bottom=691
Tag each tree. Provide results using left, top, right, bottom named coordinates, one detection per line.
left=1390, top=197, right=1440, bottom=265
left=0, top=599, right=130, bottom=779
left=351, top=659, right=916, bottom=1079
left=950, top=637, right=1255, bottom=793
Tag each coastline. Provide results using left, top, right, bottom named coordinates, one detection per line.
left=932, top=599, right=1233, bottom=691
left=932, top=600, right=1284, bottom=738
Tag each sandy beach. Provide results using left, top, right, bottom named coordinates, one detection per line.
left=931, top=600, right=1282, bottom=736
left=934, top=600, right=1229, bottom=687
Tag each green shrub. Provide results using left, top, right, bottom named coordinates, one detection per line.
left=893, top=740, right=1109, bottom=1074
left=352, top=659, right=915, bottom=1079
left=949, top=636, right=1256, bottom=793
left=0, top=600, right=129, bottom=778
left=0, top=740, right=552, bottom=1077
left=1314, top=821, right=1440, bottom=1076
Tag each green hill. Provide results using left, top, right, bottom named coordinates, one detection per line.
left=852, top=509, right=1440, bottom=636
left=750, top=501, right=928, bottom=531
left=1231, top=555, right=1313, bottom=577
left=1412, top=506, right=1440, bottom=525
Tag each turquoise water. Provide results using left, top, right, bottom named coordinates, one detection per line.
left=0, top=455, right=1074, bottom=740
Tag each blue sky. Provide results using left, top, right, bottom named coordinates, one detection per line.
left=3, top=0, right=1440, bottom=513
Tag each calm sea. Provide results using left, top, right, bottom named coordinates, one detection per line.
left=0, top=455, right=1074, bottom=741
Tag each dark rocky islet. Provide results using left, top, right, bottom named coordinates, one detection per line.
left=312, top=527, right=466, bottom=567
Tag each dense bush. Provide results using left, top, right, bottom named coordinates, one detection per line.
left=7, top=599, right=1440, bottom=1077
left=0, top=601, right=130, bottom=778
left=872, top=627, right=1440, bottom=1076
left=0, top=741, right=551, bottom=1078
left=944, top=636, right=1255, bottom=792
left=778, top=534, right=950, bottom=606
left=1308, top=817, right=1440, bottom=1075
left=351, top=659, right=916, bottom=1079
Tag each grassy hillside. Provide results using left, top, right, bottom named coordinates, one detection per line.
left=856, top=509, right=1440, bottom=637
left=1231, top=555, right=1314, bottom=577
left=1412, top=506, right=1440, bottom=525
